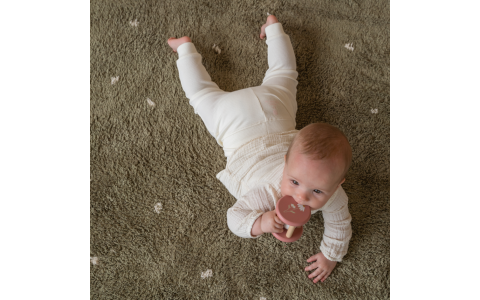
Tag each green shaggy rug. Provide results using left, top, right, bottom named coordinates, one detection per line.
left=90, top=0, right=389, bottom=299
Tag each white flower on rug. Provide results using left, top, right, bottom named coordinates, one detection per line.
left=154, top=202, right=163, bottom=214
left=111, top=76, right=119, bottom=85
left=291, top=204, right=295, bottom=208
left=297, top=204, right=305, bottom=212
left=147, top=98, right=156, bottom=107
left=371, top=108, right=378, bottom=114
left=344, top=43, right=354, bottom=51
left=129, top=19, right=139, bottom=27
left=90, top=256, right=99, bottom=265
left=201, top=269, right=213, bottom=279
left=212, top=44, right=221, bottom=54
left=267, top=12, right=270, bottom=16
left=260, top=297, right=267, bottom=300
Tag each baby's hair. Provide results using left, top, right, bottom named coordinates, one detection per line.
left=285, top=122, right=352, bottom=182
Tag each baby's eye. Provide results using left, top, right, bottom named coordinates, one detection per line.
left=291, top=180, right=298, bottom=185
left=290, top=180, right=322, bottom=194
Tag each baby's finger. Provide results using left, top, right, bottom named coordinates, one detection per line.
left=305, top=262, right=316, bottom=271
left=320, top=271, right=331, bottom=283
left=314, top=270, right=327, bottom=283
left=307, top=268, right=321, bottom=280
left=274, top=215, right=284, bottom=225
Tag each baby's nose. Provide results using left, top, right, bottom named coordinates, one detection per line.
left=296, top=194, right=308, bottom=203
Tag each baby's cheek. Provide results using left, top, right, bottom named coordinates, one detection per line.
left=316, top=197, right=328, bottom=209
left=280, top=181, right=287, bottom=195
left=282, top=187, right=291, bottom=198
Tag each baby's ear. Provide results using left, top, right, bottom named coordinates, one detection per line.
left=339, top=178, right=346, bottom=186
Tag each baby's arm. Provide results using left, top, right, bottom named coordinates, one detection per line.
left=251, top=214, right=264, bottom=237
left=251, top=210, right=285, bottom=237
left=226, top=185, right=278, bottom=238
left=320, top=187, right=352, bottom=262
left=304, top=188, right=351, bottom=283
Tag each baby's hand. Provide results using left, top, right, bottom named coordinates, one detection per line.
left=305, top=252, right=337, bottom=283
left=260, top=210, right=285, bottom=234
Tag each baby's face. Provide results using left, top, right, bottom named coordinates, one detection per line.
left=280, top=150, right=345, bottom=211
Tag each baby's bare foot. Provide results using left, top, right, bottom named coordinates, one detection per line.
left=260, top=15, right=279, bottom=39
left=167, top=36, right=192, bottom=52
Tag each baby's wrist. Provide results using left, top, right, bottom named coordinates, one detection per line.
left=251, top=214, right=264, bottom=237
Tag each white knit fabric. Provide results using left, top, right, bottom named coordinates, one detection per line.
left=217, top=130, right=352, bottom=262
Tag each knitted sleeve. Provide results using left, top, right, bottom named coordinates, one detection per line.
left=226, top=184, right=279, bottom=239
left=319, top=188, right=352, bottom=262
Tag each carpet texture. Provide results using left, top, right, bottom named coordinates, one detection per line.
left=90, top=0, right=390, bottom=299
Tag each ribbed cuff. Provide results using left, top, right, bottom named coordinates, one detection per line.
left=322, top=253, right=341, bottom=262
left=265, top=22, right=286, bottom=40
left=177, top=42, right=198, bottom=58
left=319, top=240, right=345, bottom=262
left=245, top=211, right=265, bottom=239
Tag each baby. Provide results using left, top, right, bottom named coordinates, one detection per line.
left=167, top=15, right=352, bottom=284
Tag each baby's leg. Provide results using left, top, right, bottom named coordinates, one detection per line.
left=169, top=37, right=229, bottom=138
left=260, top=19, right=299, bottom=117
left=170, top=37, right=224, bottom=101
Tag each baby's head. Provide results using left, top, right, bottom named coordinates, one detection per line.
left=280, top=122, right=352, bottom=210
